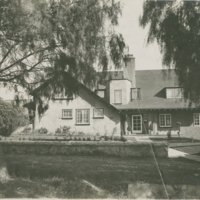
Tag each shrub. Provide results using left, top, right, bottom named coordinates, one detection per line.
left=22, top=126, right=32, bottom=134
left=121, top=137, right=127, bottom=142
left=55, top=128, right=62, bottom=135
left=113, top=136, right=121, bottom=141
left=62, top=126, right=70, bottom=135
left=96, top=132, right=100, bottom=136
left=38, top=127, right=48, bottom=134
left=78, top=131, right=84, bottom=136
left=0, top=99, right=29, bottom=137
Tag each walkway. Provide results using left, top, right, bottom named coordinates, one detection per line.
left=125, top=135, right=152, bottom=143
left=168, top=147, right=200, bottom=162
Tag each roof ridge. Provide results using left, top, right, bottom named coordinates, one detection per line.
left=136, top=69, right=175, bottom=72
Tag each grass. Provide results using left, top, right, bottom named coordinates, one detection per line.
left=0, top=154, right=200, bottom=198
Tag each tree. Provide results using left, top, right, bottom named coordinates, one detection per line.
left=0, top=0, right=125, bottom=93
left=140, top=0, right=200, bottom=102
left=0, top=99, right=29, bottom=136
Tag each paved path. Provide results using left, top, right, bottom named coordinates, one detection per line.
left=169, top=147, right=200, bottom=163
left=168, top=148, right=188, bottom=158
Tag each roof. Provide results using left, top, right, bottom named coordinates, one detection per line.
left=97, top=70, right=131, bottom=89
left=31, top=72, right=119, bottom=113
left=116, top=69, right=200, bottom=110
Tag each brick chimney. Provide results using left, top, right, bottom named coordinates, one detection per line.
left=123, top=54, right=136, bottom=87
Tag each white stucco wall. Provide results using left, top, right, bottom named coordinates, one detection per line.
left=34, top=87, right=121, bottom=136
left=109, top=79, right=131, bottom=105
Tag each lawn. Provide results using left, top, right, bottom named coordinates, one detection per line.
left=0, top=154, right=200, bottom=198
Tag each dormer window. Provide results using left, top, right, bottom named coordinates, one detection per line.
left=131, top=88, right=141, bottom=100
left=166, top=87, right=183, bottom=99
left=53, top=89, right=73, bottom=100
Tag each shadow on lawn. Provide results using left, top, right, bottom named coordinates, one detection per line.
left=0, top=154, right=200, bottom=198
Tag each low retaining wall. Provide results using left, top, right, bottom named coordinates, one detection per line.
left=0, top=141, right=168, bottom=158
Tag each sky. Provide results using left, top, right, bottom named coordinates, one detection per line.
left=117, top=0, right=163, bottom=70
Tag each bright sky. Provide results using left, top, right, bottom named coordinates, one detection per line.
left=117, top=0, right=163, bottom=70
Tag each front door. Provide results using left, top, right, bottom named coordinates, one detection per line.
left=132, top=115, right=142, bottom=134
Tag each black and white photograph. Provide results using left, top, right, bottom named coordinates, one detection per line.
left=0, top=0, right=200, bottom=199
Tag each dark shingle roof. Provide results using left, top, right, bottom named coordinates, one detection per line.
left=116, top=69, right=200, bottom=110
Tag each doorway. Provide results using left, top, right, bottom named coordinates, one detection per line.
left=132, top=115, right=142, bottom=134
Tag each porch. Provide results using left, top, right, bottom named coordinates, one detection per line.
left=120, top=109, right=200, bottom=138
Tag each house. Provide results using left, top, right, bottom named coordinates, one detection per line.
left=32, top=73, right=121, bottom=136
left=116, top=69, right=200, bottom=138
left=31, top=54, right=200, bottom=138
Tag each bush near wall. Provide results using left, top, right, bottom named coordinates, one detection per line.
left=0, top=99, right=29, bottom=136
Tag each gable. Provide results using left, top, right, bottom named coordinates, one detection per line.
left=36, top=84, right=121, bottom=134
left=32, top=72, right=119, bottom=114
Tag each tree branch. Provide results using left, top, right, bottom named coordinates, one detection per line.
left=0, top=44, right=17, bottom=66
left=0, top=45, right=60, bottom=74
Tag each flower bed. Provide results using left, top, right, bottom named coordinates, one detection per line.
left=0, top=133, right=125, bottom=142
left=5, top=126, right=125, bottom=142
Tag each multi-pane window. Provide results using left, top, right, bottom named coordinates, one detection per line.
left=62, top=109, right=72, bottom=119
left=166, top=88, right=183, bottom=99
left=114, top=90, right=122, bottom=104
left=93, top=108, right=104, bottom=118
left=76, top=109, right=90, bottom=125
left=131, top=88, right=141, bottom=100
left=193, top=113, right=200, bottom=126
left=159, top=114, right=172, bottom=127
left=132, top=115, right=142, bottom=133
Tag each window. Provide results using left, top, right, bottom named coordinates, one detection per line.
left=96, top=90, right=105, bottom=98
left=54, top=89, right=73, bottom=100
left=76, top=109, right=90, bottom=125
left=159, top=114, right=172, bottom=127
left=62, top=109, right=73, bottom=119
left=193, top=113, right=200, bottom=126
left=131, top=88, right=141, bottom=100
left=132, top=115, right=142, bottom=133
left=166, top=88, right=183, bottom=99
left=114, top=90, right=122, bottom=104
left=93, top=108, right=104, bottom=118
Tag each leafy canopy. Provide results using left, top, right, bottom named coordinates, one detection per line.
left=0, top=0, right=125, bottom=94
left=140, top=0, right=200, bottom=102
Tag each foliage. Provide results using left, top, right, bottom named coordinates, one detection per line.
left=55, top=126, right=71, bottom=135
left=0, top=99, right=29, bottom=136
left=38, top=127, right=48, bottom=134
left=55, top=128, right=62, bottom=135
left=0, top=0, right=125, bottom=95
left=22, top=126, right=32, bottom=134
left=62, top=126, right=70, bottom=134
left=140, top=0, right=200, bottom=102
